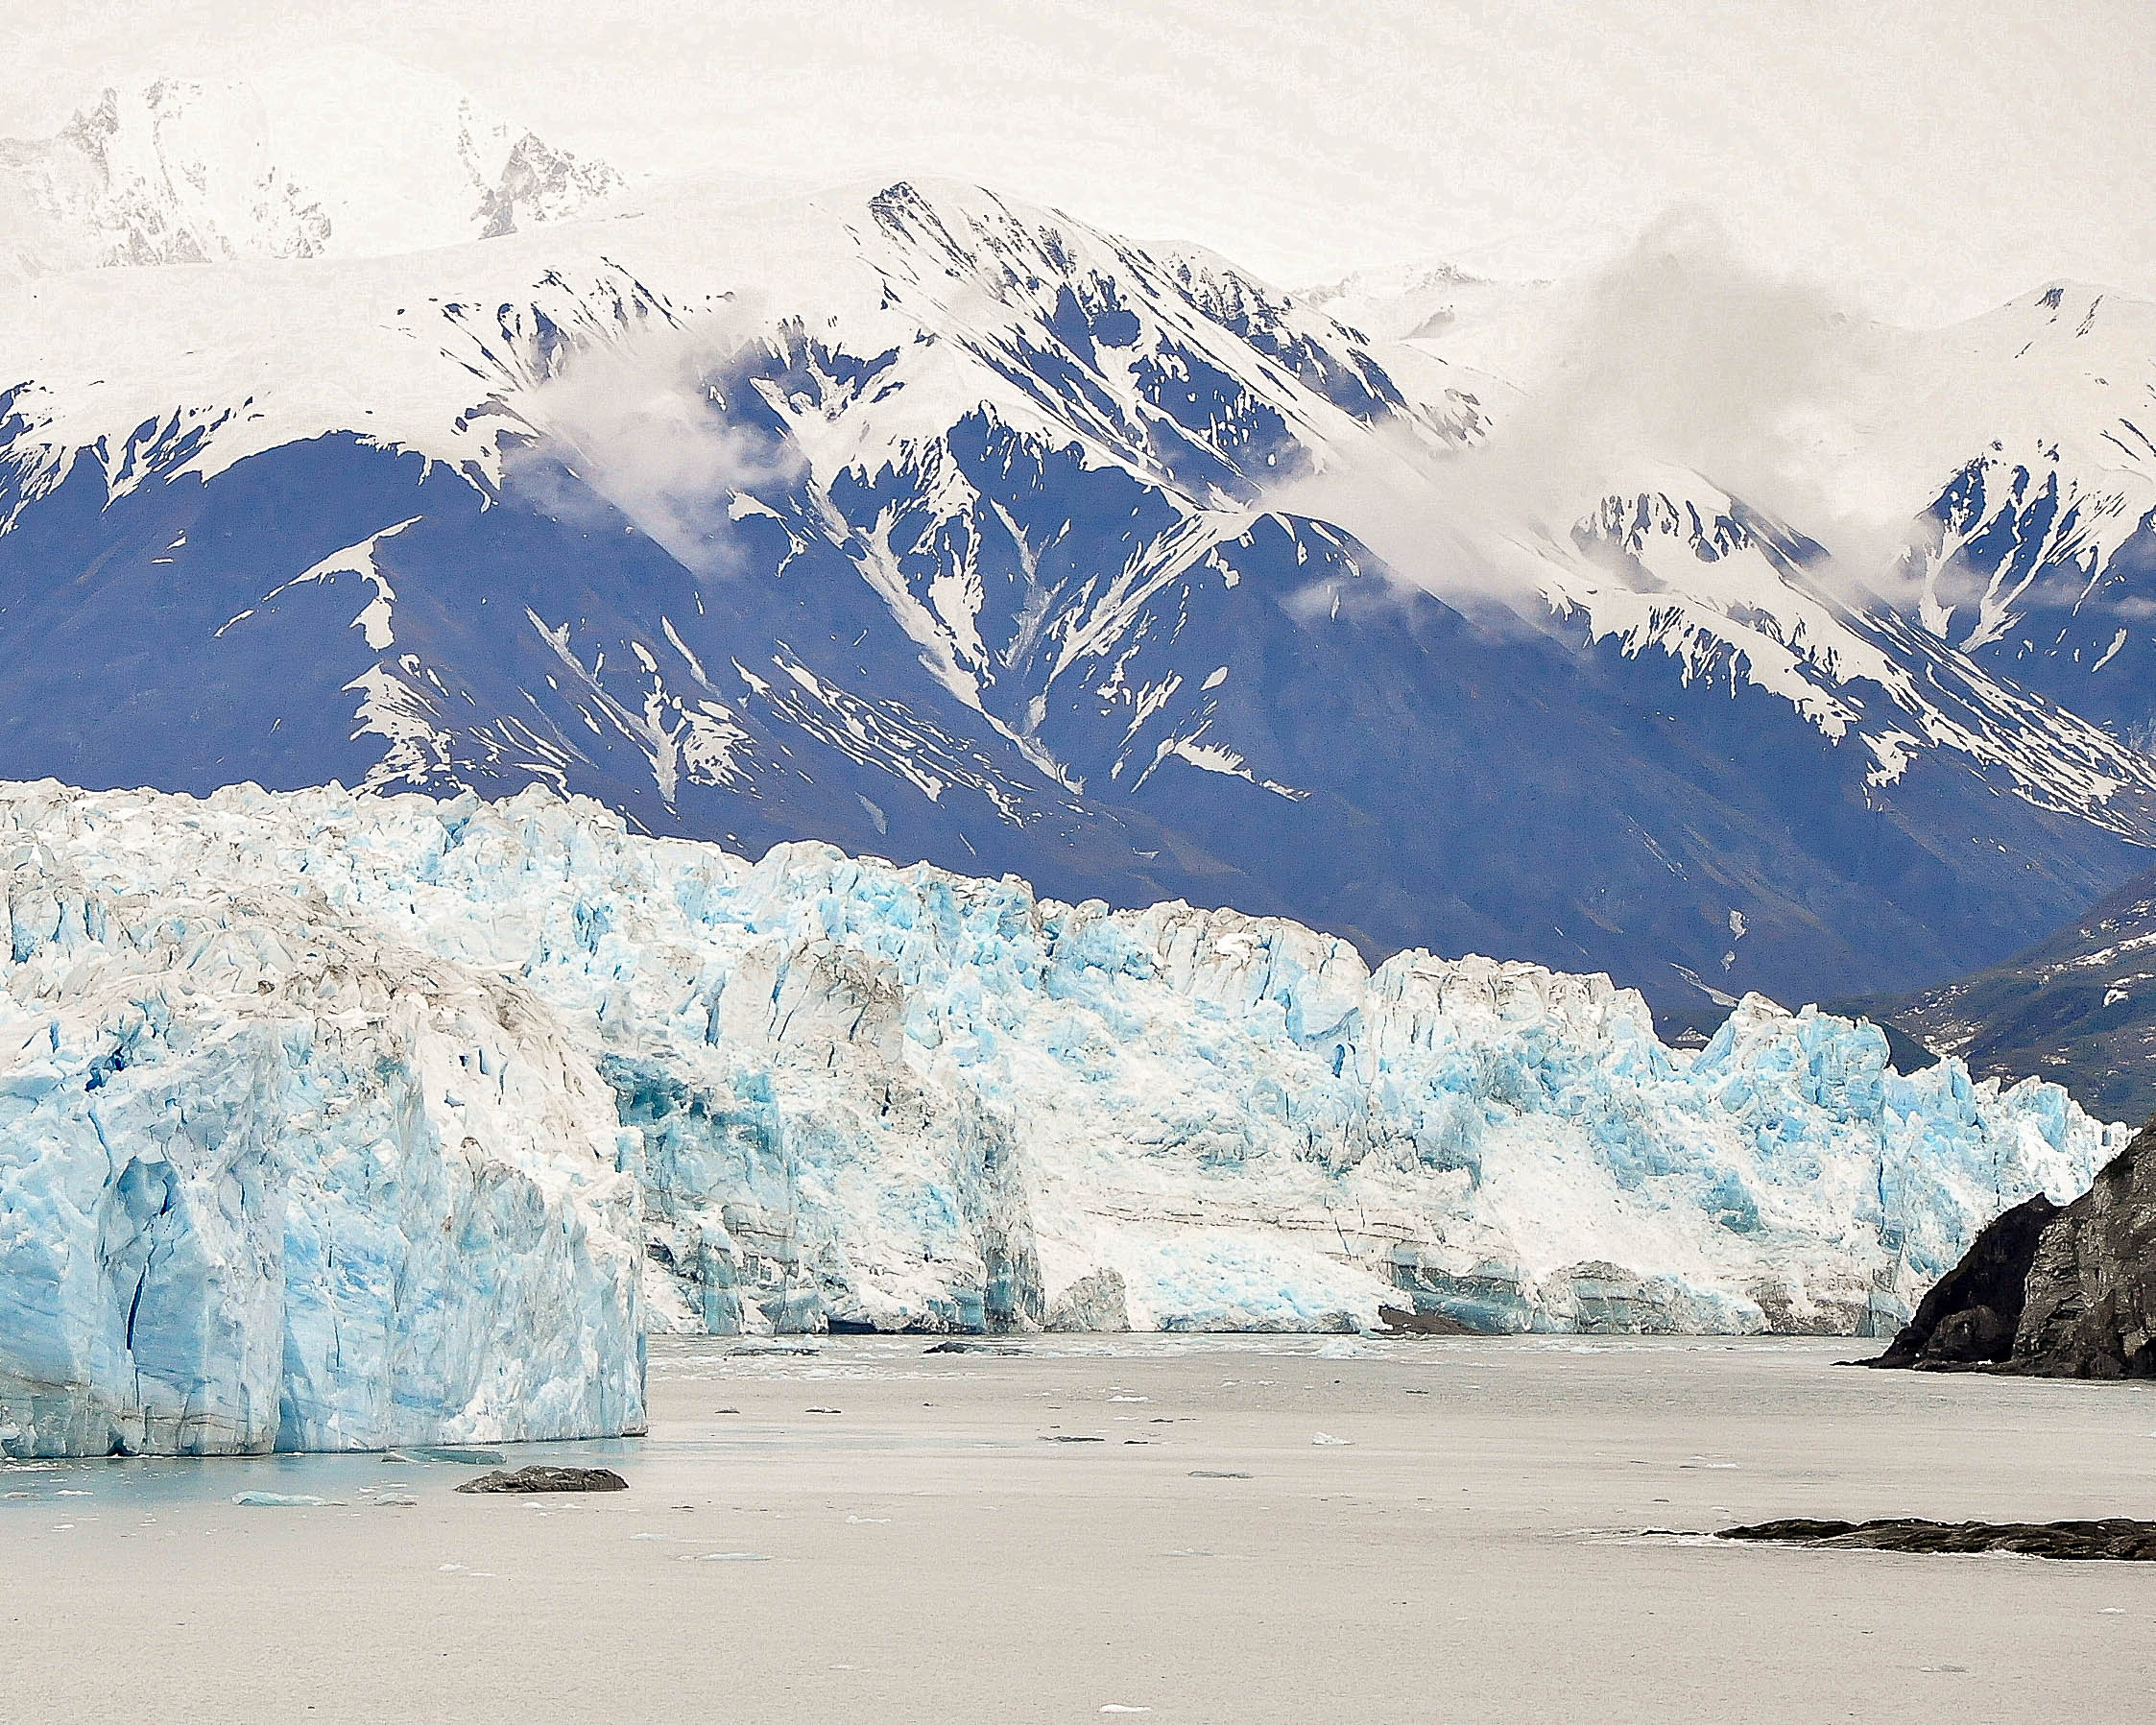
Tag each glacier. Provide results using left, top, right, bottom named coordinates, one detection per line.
left=0, top=801, right=646, bottom=1458
left=0, top=779, right=2128, bottom=1455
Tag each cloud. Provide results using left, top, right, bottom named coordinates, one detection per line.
left=1271, top=208, right=1914, bottom=613
left=513, top=305, right=805, bottom=578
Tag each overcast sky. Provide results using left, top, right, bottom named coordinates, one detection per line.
left=9, top=0, right=2154, bottom=323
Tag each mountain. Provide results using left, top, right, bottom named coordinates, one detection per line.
left=1884, top=285, right=2156, bottom=753
left=2, top=69, right=2154, bottom=1018
left=0, top=57, right=623, bottom=278
left=4, top=778, right=2126, bottom=1453
left=1865, top=863, right=2156, bottom=1124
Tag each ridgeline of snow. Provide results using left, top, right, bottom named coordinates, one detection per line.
left=0, top=54, right=624, bottom=279
left=0, top=780, right=2125, bottom=1455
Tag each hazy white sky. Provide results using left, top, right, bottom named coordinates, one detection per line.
left=9, top=0, right=2154, bottom=322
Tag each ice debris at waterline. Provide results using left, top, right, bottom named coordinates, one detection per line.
left=0, top=782, right=2127, bottom=1456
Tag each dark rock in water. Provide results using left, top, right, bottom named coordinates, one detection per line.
left=1717, top=1517, right=2156, bottom=1560
left=1867, top=1193, right=2059, bottom=1367
left=1375, top=1304, right=1473, bottom=1337
left=456, top=1466, right=629, bottom=1495
left=1868, top=1110, right=2156, bottom=1378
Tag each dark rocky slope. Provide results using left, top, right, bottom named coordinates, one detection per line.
left=1864, top=866, right=2156, bottom=1124
left=1871, top=1112, right=2156, bottom=1377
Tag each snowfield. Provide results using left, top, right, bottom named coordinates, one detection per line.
left=0, top=780, right=2125, bottom=1454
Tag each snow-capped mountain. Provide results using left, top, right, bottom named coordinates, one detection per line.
left=0, top=56, right=623, bottom=278
left=1892, top=285, right=2156, bottom=752
left=4, top=779, right=2121, bottom=1453
left=2, top=67, right=2154, bottom=1018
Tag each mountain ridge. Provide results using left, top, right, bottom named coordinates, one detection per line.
left=2, top=78, right=2153, bottom=1014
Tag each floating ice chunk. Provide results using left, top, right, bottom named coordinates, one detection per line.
left=1312, top=1433, right=1351, bottom=1446
left=388, top=1448, right=508, bottom=1466
left=232, top=1493, right=328, bottom=1507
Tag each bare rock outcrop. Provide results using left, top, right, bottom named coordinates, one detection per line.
left=1871, top=1112, right=2156, bottom=1378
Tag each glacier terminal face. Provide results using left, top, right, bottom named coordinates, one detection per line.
left=0, top=821, right=645, bottom=1458
left=0, top=779, right=2125, bottom=1428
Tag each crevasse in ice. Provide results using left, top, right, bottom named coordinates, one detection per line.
left=0, top=779, right=2125, bottom=1454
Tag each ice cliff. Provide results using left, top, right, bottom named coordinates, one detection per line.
left=0, top=806, right=644, bottom=1458
left=0, top=779, right=2128, bottom=1451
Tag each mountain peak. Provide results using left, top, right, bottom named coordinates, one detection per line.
left=0, top=54, right=623, bottom=278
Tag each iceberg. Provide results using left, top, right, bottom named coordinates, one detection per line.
left=0, top=779, right=2127, bottom=1453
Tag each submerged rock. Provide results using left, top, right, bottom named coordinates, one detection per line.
left=1718, top=1517, right=2156, bottom=1560
left=1871, top=1112, right=2156, bottom=1378
left=456, top=1466, right=628, bottom=1494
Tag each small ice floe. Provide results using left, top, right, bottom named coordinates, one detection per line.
left=1101, top=1706, right=1152, bottom=1713
left=1312, top=1433, right=1351, bottom=1447
left=1188, top=1471, right=1252, bottom=1479
left=845, top=1516, right=891, bottom=1523
left=1109, top=1396, right=1149, bottom=1403
left=371, top=1496, right=419, bottom=1507
left=680, top=1551, right=773, bottom=1562
left=387, top=1448, right=505, bottom=1466
left=232, top=1492, right=329, bottom=1507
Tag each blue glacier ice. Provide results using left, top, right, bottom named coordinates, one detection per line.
left=0, top=779, right=2127, bottom=1454
left=0, top=808, right=646, bottom=1458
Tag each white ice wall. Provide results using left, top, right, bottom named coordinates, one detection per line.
left=0, top=842, right=644, bottom=1458
left=0, top=779, right=2121, bottom=1432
